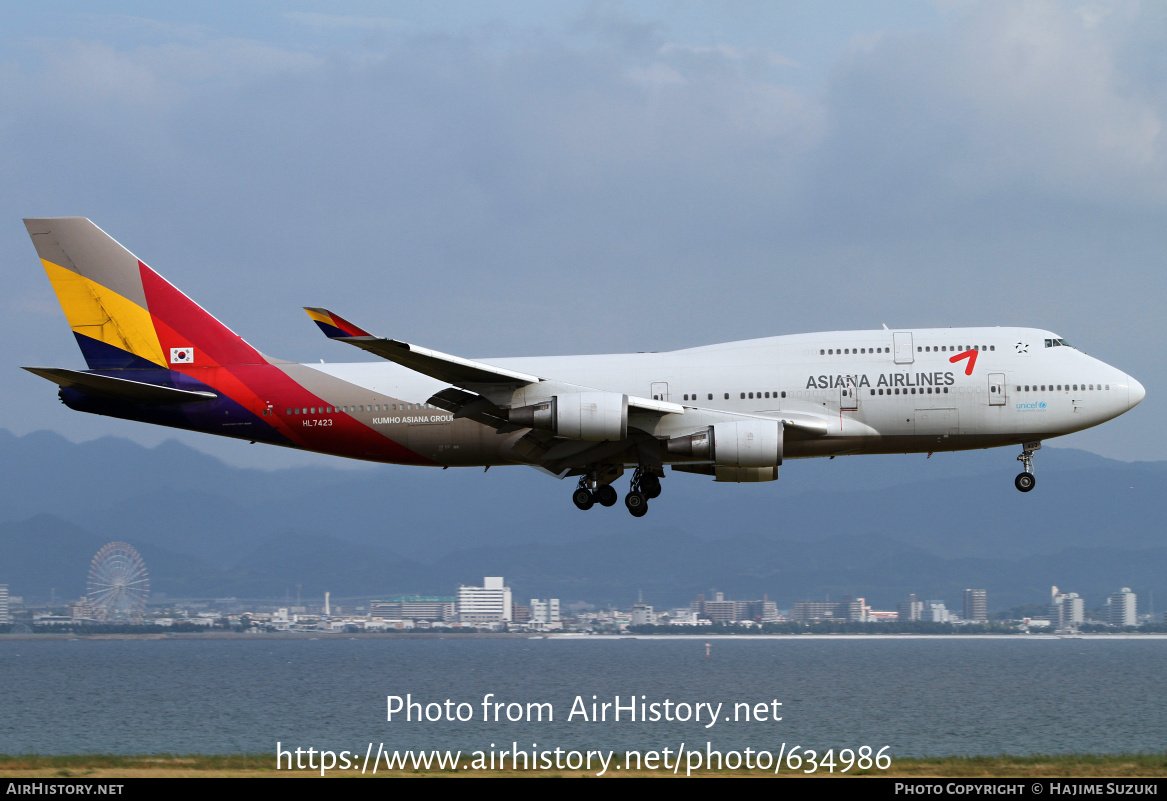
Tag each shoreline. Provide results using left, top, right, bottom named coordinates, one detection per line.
left=3, top=631, right=1167, bottom=641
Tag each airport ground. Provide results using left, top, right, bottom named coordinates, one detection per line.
left=1, top=753, right=1165, bottom=778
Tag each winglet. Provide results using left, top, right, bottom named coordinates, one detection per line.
left=304, top=307, right=372, bottom=339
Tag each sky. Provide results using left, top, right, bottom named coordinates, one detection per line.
left=2, top=1, right=1164, bottom=467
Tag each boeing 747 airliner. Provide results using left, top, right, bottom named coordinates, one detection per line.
left=22, top=218, right=1144, bottom=516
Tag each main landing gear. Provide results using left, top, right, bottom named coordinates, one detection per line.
left=624, top=467, right=660, bottom=518
left=572, top=467, right=662, bottom=517
left=572, top=477, right=619, bottom=510
left=1014, top=444, right=1038, bottom=492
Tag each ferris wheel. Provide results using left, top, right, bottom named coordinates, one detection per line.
left=87, top=542, right=150, bottom=622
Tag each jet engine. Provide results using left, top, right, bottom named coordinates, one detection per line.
left=508, top=392, right=629, bottom=441
left=666, top=419, right=784, bottom=468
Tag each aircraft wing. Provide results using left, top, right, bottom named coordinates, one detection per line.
left=304, top=307, right=684, bottom=415
left=305, top=307, right=540, bottom=387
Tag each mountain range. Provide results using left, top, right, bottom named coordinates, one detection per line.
left=1, top=429, right=1163, bottom=612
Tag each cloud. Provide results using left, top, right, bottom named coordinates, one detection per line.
left=284, top=12, right=405, bottom=32
left=815, top=0, right=1167, bottom=218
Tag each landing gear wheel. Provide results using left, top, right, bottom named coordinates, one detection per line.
left=625, top=491, right=648, bottom=517
left=640, top=473, right=661, bottom=499
left=595, top=485, right=618, bottom=507
left=1015, top=445, right=1038, bottom=493
left=572, top=487, right=595, bottom=510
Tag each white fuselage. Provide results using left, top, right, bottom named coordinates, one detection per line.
left=304, top=326, right=1143, bottom=464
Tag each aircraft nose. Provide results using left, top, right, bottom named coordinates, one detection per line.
left=1128, top=375, right=1146, bottom=408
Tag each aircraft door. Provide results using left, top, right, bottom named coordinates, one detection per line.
left=840, top=381, right=859, bottom=411
left=650, top=382, right=669, bottom=401
left=893, top=332, right=915, bottom=364
left=988, top=373, right=1006, bottom=406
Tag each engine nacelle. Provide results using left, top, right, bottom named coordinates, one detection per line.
left=715, top=466, right=779, bottom=482
left=667, top=420, right=783, bottom=468
left=509, top=392, right=628, bottom=441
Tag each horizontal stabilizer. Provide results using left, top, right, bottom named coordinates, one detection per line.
left=23, top=367, right=218, bottom=405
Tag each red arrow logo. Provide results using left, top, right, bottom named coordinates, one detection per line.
left=949, top=349, right=978, bottom=376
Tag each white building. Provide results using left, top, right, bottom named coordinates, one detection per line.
left=0, top=584, right=9, bottom=624
left=532, top=597, right=562, bottom=630
left=1109, top=588, right=1137, bottom=627
left=457, top=577, right=512, bottom=624
left=923, top=601, right=951, bottom=623
left=631, top=601, right=655, bottom=626
left=1050, top=586, right=1084, bottom=629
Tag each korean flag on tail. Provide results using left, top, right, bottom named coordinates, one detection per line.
left=170, top=347, right=194, bottom=364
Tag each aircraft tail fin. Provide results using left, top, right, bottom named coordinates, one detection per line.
left=24, top=218, right=265, bottom=370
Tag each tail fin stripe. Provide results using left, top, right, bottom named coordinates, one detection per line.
left=140, top=263, right=265, bottom=367
left=42, top=258, right=167, bottom=368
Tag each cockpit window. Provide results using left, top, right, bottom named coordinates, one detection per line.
left=1045, top=337, right=1074, bottom=348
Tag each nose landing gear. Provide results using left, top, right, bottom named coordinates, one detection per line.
left=1015, top=442, right=1039, bottom=492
